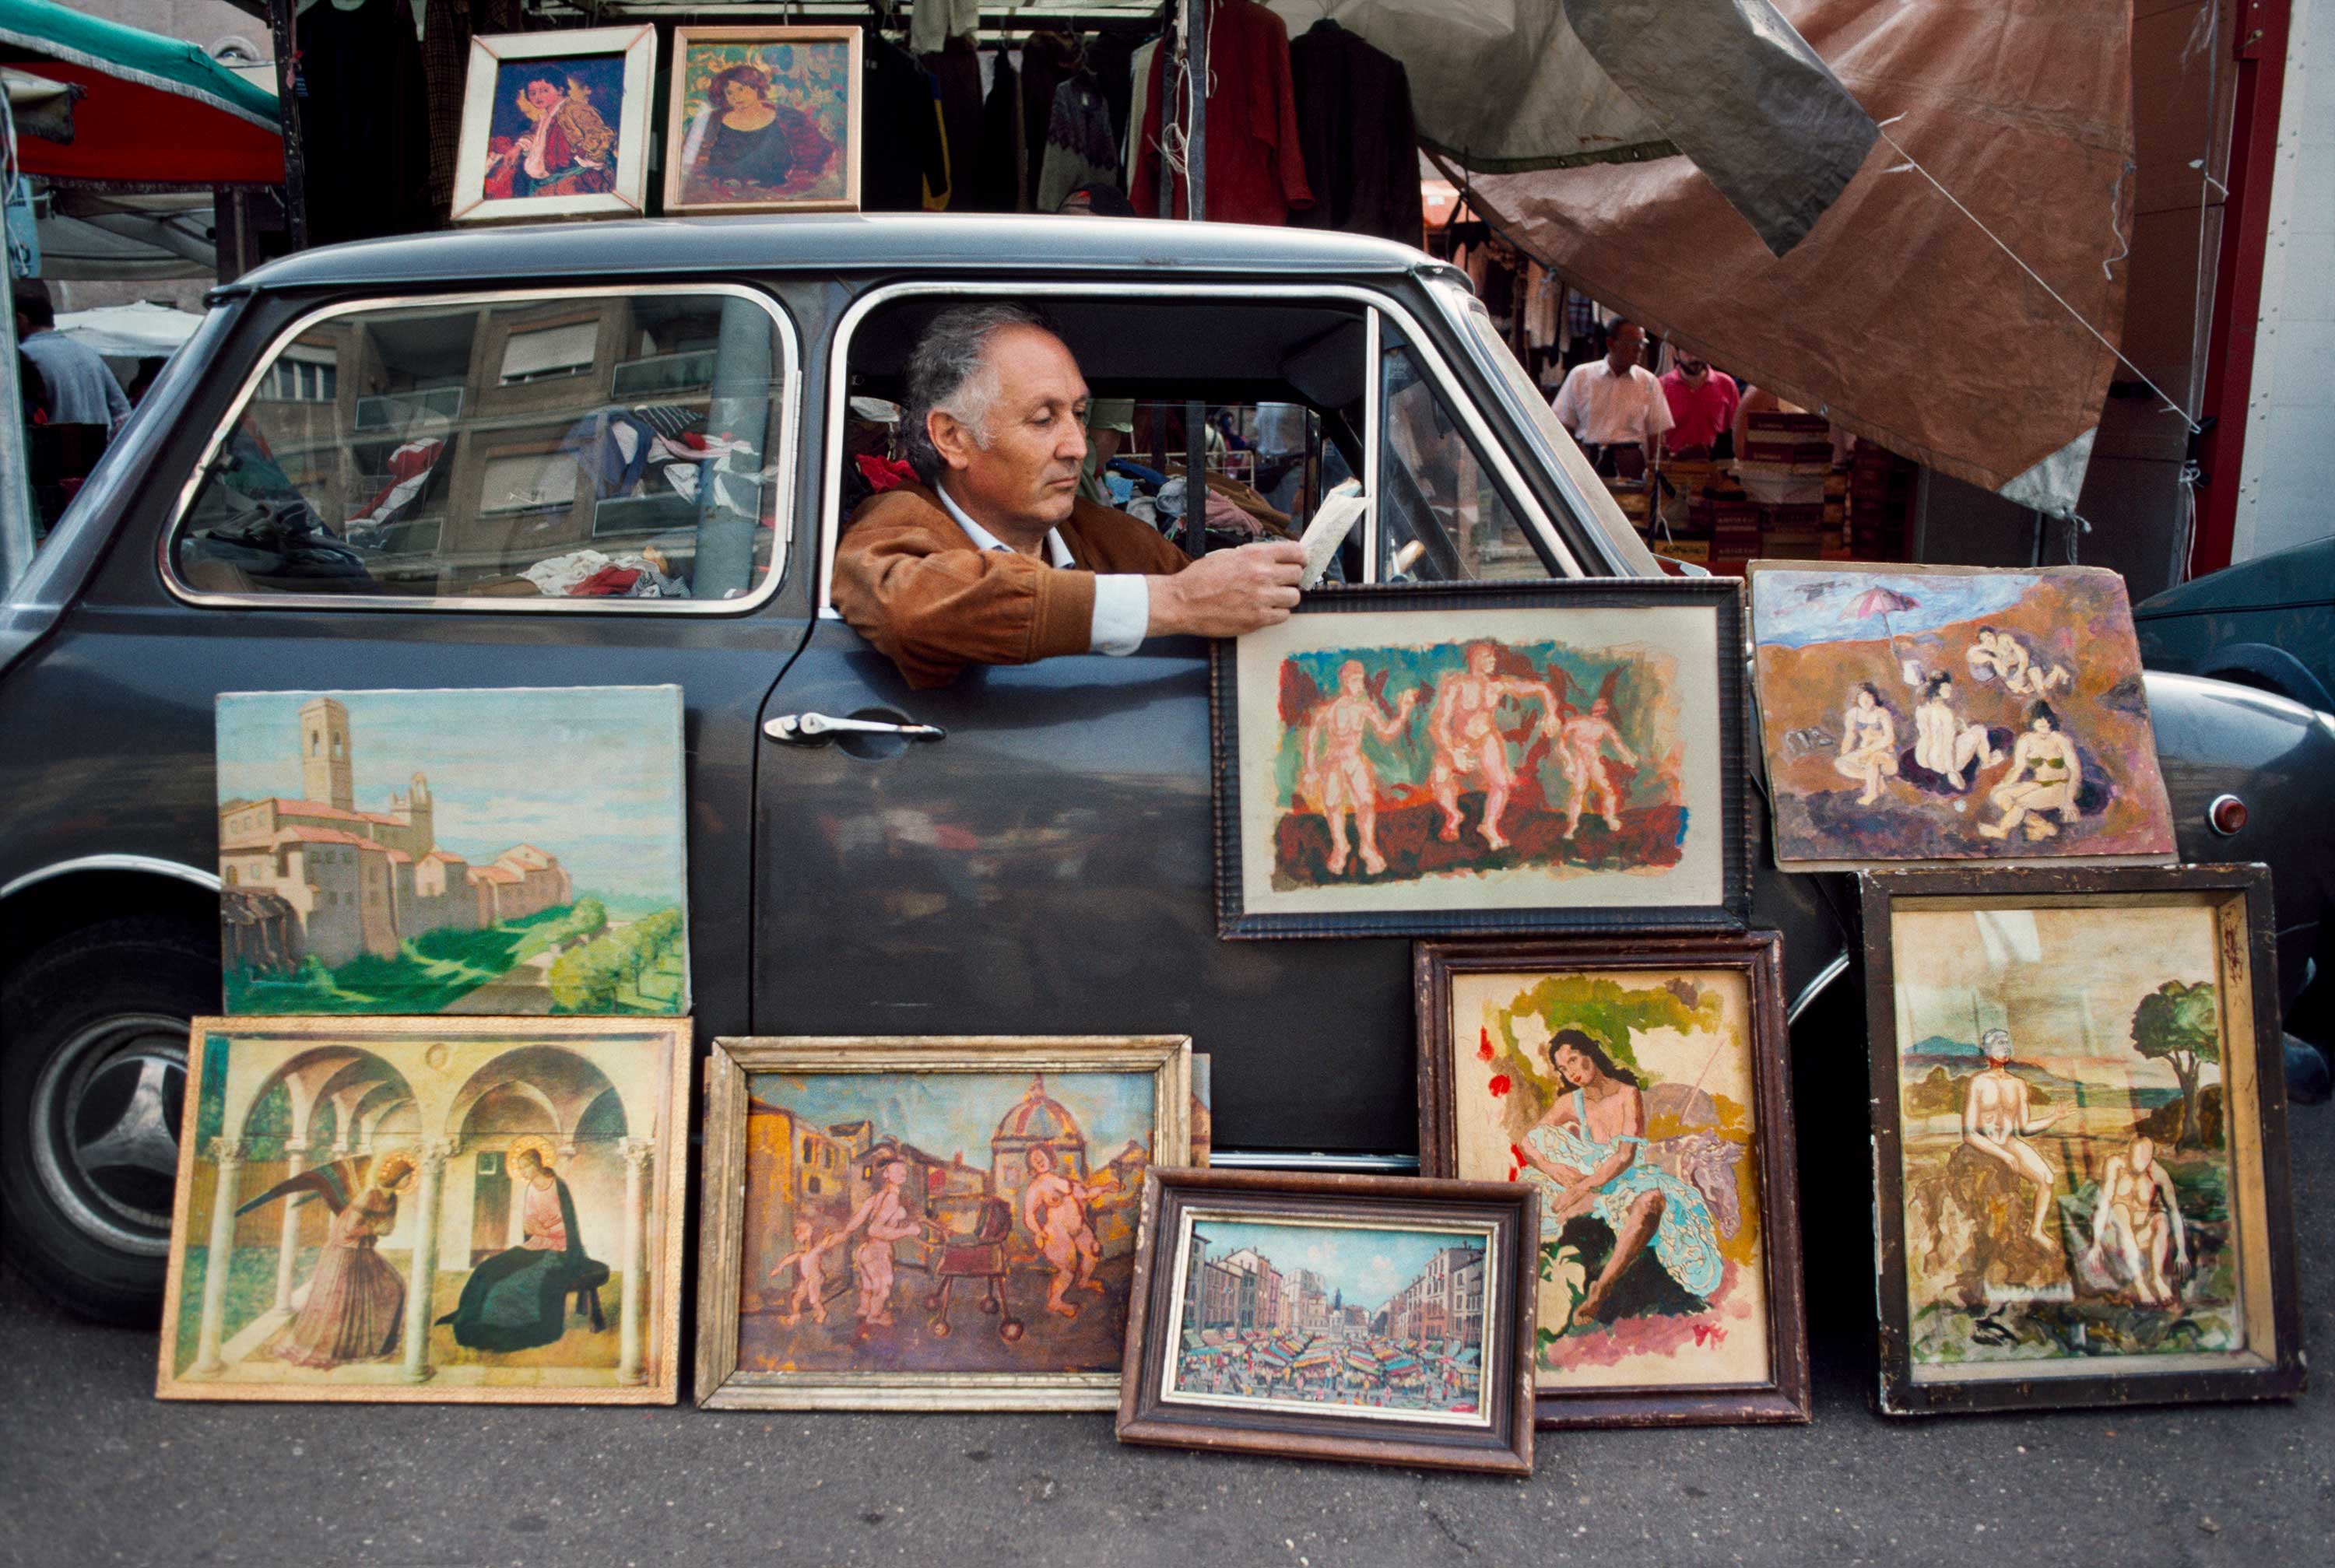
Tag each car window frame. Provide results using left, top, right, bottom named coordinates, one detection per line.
left=814, top=280, right=1582, bottom=616
left=156, top=282, right=803, bottom=616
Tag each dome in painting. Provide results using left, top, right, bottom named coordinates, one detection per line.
left=993, top=1075, right=1083, bottom=1147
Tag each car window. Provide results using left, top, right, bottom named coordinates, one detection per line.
left=170, top=290, right=792, bottom=605
left=1376, top=330, right=1549, bottom=583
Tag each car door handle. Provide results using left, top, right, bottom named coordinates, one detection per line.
left=764, top=712, right=947, bottom=743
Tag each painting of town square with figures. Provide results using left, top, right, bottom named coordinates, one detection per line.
left=699, top=1037, right=1190, bottom=1409
left=1160, top=1215, right=1497, bottom=1426
left=216, top=687, right=687, bottom=1016
left=1748, top=563, right=2176, bottom=871
left=1866, top=867, right=2304, bottom=1412
left=1217, top=585, right=1743, bottom=937
left=156, top=1017, right=690, bottom=1403
left=1420, top=935, right=1809, bottom=1425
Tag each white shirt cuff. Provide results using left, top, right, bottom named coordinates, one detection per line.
left=1089, top=574, right=1150, bottom=656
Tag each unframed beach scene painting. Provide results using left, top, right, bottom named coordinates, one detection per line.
left=216, top=687, right=687, bottom=1016
left=1160, top=1215, right=1495, bottom=1426
left=1750, top=564, right=2175, bottom=868
left=1450, top=967, right=1771, bottom=1392
left=1888, top=900, right=2249, bottom=1374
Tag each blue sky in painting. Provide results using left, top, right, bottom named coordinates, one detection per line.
left=216, top=688, right=683, bottom=906
left=747, top=1072, right=1156, bottom=1166
left=1190, top=1220, right=1484, bottom=1314
left=1753, top=570, right=2038, bottom=649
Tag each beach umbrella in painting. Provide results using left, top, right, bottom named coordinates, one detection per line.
left=1845, top=583, right=1921, bottom=674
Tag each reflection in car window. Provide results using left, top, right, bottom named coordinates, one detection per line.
left=172, top=293, right=788, bottom=603
left=1376, top=335, right=1545, bottom=584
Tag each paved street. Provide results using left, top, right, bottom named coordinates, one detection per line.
left=4, top=1093, right=2328, bottom=1568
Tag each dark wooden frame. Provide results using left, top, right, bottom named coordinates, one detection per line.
left=1116, top=1168, right=1538, bottom=1475
left=1862, top=863, right=2305, bottom=1415
left=1209, top=577, right=1750, bottom=940
left=1413, top=934, right=1810, bottom=1428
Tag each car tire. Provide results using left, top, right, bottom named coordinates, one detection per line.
left=1, top=916, right=218, bottom=1324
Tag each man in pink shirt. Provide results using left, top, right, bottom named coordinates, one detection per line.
left=1659, top=353, right=1740, bottom=458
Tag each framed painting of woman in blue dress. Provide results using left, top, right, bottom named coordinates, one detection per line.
left=1416, top=934, right=1810, bottom=1429
left=451, top=26, right=657, bottom=225
left=664, top=27, right=861, bottom=215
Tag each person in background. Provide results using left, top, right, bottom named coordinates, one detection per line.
left=1658, top=351, right=1739, bottom=459
left=1076, top=397, right=1136, bottom=505
left=1056, top=182, right=1138, bottom=217
left=13, top=282, right=129, bottom=433
left=1548, top=317, right=1670, bottom=479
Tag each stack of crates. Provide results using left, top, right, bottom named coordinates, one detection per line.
left=1849, top=444, right=1916, bottom=559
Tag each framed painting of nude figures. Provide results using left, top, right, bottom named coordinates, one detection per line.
left=1416, top=935, right=1809, bottom=1429
left=1211, top=579, right=1750, bottom=939
left=156, top=1016, right=690, bottom=1404
left=1747, top=563, right=2176, bottom=872
left=694, top=1036, right=1190, bottom=1411
left=1863, top=864, right=2302, bottom=1415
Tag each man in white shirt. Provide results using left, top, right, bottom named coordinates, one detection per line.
left=1548, top=317, right=1671, bottom=478
left=14, top=285, right=130, bottom=433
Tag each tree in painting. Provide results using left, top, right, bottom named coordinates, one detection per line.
left=2130, top=980, right=2219, bottom=1150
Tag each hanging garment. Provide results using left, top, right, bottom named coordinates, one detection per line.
left=921, top=74, right=953, bottom=210
left=1019, top=30, right=1088, bottom=212
left=862, top=39, right=950, bottom=212
left=1084, top=21, right=1151, bottom=150
left=1132, top=0, right=1313, bottom=226
left=345, top=437, right=447, bottom=538
left=1287, top=19, right=1424, bottom=244
left=909, top=0, right=980, bottom=55
left=923, top=35, right=986, bottom=215
left=1124, top=36, right=1160, bottom=191
left=420, top=0, right=526, bottom=219
left=971, top=49, right=1026, bottom=212
left=298, top=0, right=432, bottom=244
left=1038, top=75, right=1122, bottom=212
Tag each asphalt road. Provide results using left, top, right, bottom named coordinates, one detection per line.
left=5, top=1097, right=2329, bottom=1568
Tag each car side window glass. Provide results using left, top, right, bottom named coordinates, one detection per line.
left=1376, top=335, right=1546, bottom=584
left=172, top=293, right=788, bottom=604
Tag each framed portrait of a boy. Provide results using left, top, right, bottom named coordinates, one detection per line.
left=1863, top=863, right=2303, bottom=1415
left=1211, top=579, right=1750, bottom=940
left=663, top=26, right=862, bottom=214
left=1416, top=933, right=1809, bottom=1428
left=451, top=27, right=655, bottom=225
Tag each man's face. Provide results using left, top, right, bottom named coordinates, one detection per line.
left=1340, top=662, right=1365, bottom=696
left=1607, top=325, right=1645, bottom=367
left=883, top=1160, right=908, bottom=1187
left=934, top=325, right=1089, bottom=532
left=1677, top=356, right=1708, bottom=381
left=1467, top=646, right=1494, bottom=675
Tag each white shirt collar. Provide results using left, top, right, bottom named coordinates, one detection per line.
left=934, top=482, right=1074, bottom=567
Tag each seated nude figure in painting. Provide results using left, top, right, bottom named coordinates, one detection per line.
left=1966, top=627, right=2071, bottom=696
left=1300, top=660, right=1420, bottom=876
left=1912, top=672, right=1998, bottom=791
left=1979, top=703, right=2084, bottom=840
left=1833, top=682, right=1898, bottom=806
left=1428, top=643, right=1562, bottom=853
left=1021, top=1146, right=1105, bottom=1319
left=1961, top=1029, right=2063, bottom=1247
left=1515, top=1030, right=1722, bottom=1330
left=2086, top=1135, right=2188, bottom=1307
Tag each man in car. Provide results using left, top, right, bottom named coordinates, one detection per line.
left=834, top=303, right=1307, bottom=689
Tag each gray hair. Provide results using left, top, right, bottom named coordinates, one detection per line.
left=1981, top=1028, right=2013, bottom=1061
left=900, top=303, right=1059, bottom=486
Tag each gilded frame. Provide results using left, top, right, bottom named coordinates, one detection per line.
left=696, top=1035, right=1192, bottom=1411
left=1863, top=863, right=2304, bottom=1415
left=662, top=26, right=864, bottom=215
left=156, top=1014, right=692, bottom=1405
left=1414, top=934, right=1810, bottom=1428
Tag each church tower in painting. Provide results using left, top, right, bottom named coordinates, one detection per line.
left=298, top=696, right=353, bottom=810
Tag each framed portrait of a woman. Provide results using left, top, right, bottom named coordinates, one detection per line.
left=663, top=27, right=862, bottom=215
left=451, top=26, right=657, bottom=224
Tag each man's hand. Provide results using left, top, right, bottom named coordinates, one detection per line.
left=1146, top=540, right=1307, bottom=638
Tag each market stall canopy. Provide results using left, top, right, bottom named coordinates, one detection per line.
left=34, top=191, right=215, bottom=282
left=1464, top=0, right=2137, bottom=517
left=0, top=0, right=283, bottom=187
left=54, top=300, right=204, bottom=357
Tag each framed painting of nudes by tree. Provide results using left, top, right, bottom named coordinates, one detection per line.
left=1863, top=864, right=2302, bottom=1415
left=1116, top=1168, right=1538, bottom=1475
left=1210, top=580, right=1749, bottom=939
left=156, top=1016, right=690, bottom=1404
left=1747, top=563, right=2176, bottom=872
left=1416, top=934, right=1809, bottom=1429
left=694, top=1036, right=1190, bottom=1411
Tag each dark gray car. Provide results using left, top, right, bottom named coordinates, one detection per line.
left=3, top=216, right=2327, bottom=1321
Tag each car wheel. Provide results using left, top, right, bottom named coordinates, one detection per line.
left=1, top=917, right=218, bottom=1324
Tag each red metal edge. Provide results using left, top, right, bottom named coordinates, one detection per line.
left=2189, top=0, right=2294, bottom=578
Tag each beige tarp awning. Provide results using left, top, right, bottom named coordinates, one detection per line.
left=1457, top=0, right=2136, bottom=516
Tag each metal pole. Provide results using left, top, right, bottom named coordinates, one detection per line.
left=1, top=94, right=37, bottom=593
left=1182, top=0, right=1207, bottom=223
left=268, top=0, right=309, bottom=250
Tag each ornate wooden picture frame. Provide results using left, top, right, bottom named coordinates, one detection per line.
left=1863, top=863, right=2303, bottom=1415
left=696, top=1035, right=1191, bottom=1411
left=1116, top=1168, right=1538, bottom=1475
left=156, top=1015, right=691, bottom=1404
left=1210, top=579, right=1750, bottom=940
left=1415, top=934, right=1810, bottom=1428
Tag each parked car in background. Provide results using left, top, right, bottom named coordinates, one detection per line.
left=2, top=216, right=2330, bottom=1322
left=2134, top=535, right=2335, bottom=714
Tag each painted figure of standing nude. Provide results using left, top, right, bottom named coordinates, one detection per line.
left=845, top=1158, right=924, bottom=1331
left=1021, top=1145, right=1105, bottom=1319
left=1301, top=660, right=1419, bottom=875
left=1552, top=697, right=1640, bottom=837
left=1430, top=643, right=1562, bottom=851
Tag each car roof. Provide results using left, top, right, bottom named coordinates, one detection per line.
left=235, top=213, right=1441, bottom=293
